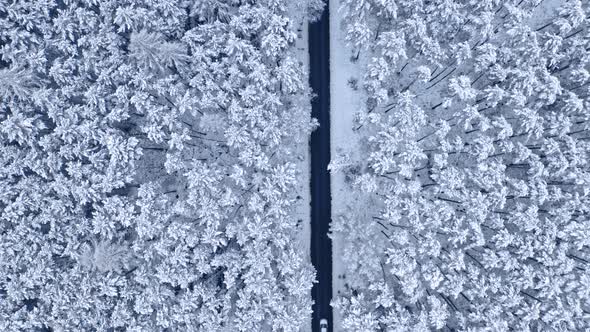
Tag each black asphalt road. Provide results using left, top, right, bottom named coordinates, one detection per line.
left=309, top=3, right=332, bottom=332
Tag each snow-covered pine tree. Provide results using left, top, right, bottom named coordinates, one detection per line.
left=0, top=0, right=321, bottom=330
left=334, top=0, right=590, bottom=330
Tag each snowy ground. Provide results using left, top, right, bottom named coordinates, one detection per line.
left=328, top=0, right=366, bottom=330
left=293, top=20, right=313, bottom=332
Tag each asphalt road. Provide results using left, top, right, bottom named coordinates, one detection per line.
left=308, top=3, right=333, bottom=332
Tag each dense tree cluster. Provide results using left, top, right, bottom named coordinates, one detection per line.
left=0, top=0, right=322, bottom=330
left=333, top=0, right=590, bottom=330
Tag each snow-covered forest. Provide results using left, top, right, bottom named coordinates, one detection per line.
left=331, top=0, right=590, bottom=330
left=0, top=0, right=323, bottom=330
left=4, top=0, right=590, bottom=330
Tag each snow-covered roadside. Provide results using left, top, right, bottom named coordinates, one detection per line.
left=293, top=19, right=313, bottom=332
left=329, top=1, right=366, bottom=330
